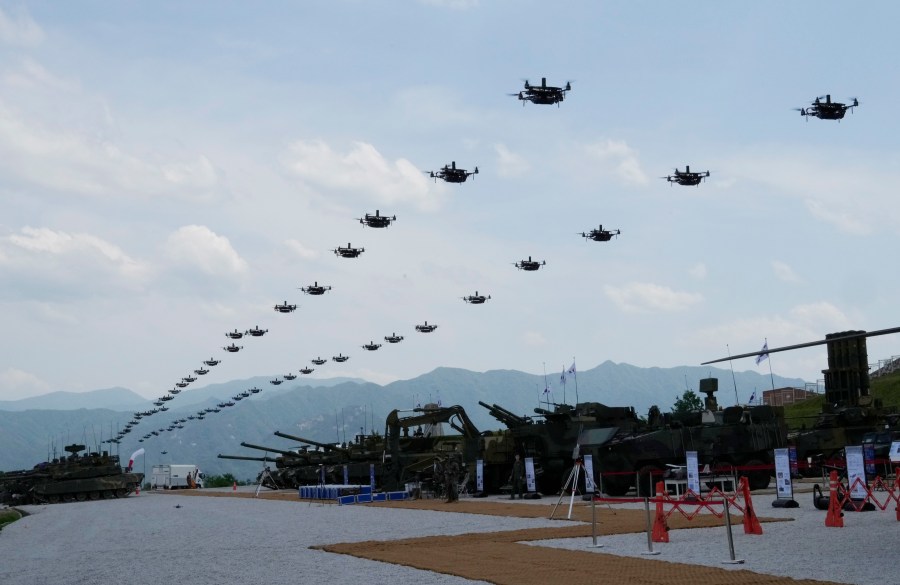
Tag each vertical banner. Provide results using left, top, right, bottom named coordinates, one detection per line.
left=863, top=443, right=876, bottom=477
left=686, top=451, right=700, bottom=495
left=343, top=464, right=349, bottom=485
left=890, top=441, right=900, bottom=464
left=524, top=457, right=536, bottom=493
left=583, top=454, right=596, bottom=492
left=369, top=463, right=375, bottom=490
left=788, top=446, right=799, bottom=477
left=476, top=459, right=484, bottom=492
left=774, top=448, right=794, bottom=500
left=319, top=465, right=325, bottom=485
left=845, top=445, right=867, bottom=500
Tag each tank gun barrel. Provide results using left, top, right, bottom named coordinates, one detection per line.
left=218, top=454, right=279, bottom=463
left=273, top=431, right=350, bottom=454
left=479, top=401, right=529, bottom=428
left=239, top=442, right=303, bottom=458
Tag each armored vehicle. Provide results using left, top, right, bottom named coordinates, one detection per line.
left=0, top=444, right=144, bottom=504
left=588, top=378, right=787, bottom=496
left=481, top=400, right=646, bottom=494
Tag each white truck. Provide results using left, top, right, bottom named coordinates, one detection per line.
left=151, top=464, right=204, bottom=490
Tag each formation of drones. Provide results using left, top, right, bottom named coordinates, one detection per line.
left=795, top=94, right=859, bottom=120
left=426, top=161, right=478, bottom=183
left=510, top=77, right=571, bottom=106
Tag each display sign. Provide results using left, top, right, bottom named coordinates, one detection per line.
left=774, top=448, right=794, bottom=500
left=686, top=451, right=700, bottom=495
left=863, top=443, right=876, bottom=477
left=890, top=441, right=900, bottom=463
left=525, top=457, right=536, bottom=492
left=370, top=463, right=376, bottom=490
left=845, top=445, right=867, bottom=500
left=788, top=446, right=799, bottom=477
left=476, top=459, right=484, bottom=492
left=343, top=464, right=349, bottom=485
left=583, top=454, right=596, bottom=492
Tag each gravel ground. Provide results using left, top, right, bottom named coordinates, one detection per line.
left=530, top=489, right=898, bottom=585
left=2, top=485, right=897, bottom=585
left=0, top=488, right=560, bottom=585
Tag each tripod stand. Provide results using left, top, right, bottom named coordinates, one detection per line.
left=254, top=465, right=279, bottom=498
left=550, top=461, right=582, bottom=520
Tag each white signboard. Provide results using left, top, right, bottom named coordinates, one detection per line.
left=476, top=459, right=484, bottom=492
left=890, top=441, right=900, bottom=464
left=686, top=451, right=700, bottom=495
left=845, top=446, right=867, bottom=500
left=343, top=465, right=349, bottom=485
left=524, top=457, right=537, bottom=493
left=369, top=463, right=375, bottom=490
left=583, top=454, right=596, bottom=492
left=774, top=448, right=794, bottom=500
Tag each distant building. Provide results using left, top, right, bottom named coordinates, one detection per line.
left=762, top=387, right=818, bottom=407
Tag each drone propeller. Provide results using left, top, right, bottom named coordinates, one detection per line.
left=849, top=97, right=859, bottom=108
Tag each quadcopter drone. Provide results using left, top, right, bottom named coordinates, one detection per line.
left=274, top=301, right=297, bottom=313
left=514, top=256, right=546, bottom=271
left=359, top=210, right=396, bottom=228
left=384, top=333, right=404, bottom=343
left=663, top=166, right=710, bottom=186
left=426, top=161, right=478, bottom=183
left=415, top=321, right=438, bottom=333
left=511, top=77, right=571, bottom=106
left=795, top=94, right=858, bottom=120
left=462, top=291, right=491, bottom=304
left=362, top=341, right=382, bottom=351
left=580, top=225, right=620, bottom=242
left=334, top=242, right=365, bottom=258
left=300, top=281, right=332, bottom=295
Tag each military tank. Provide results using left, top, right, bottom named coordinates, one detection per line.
left=0, top=444, right=144, bottom=504
left=587, top=378, right=787, bottom=496
left=480, top=399, right=646, bottom=495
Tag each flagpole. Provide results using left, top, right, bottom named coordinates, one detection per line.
left=766, top=337, right=776, bottom=391
left=572, top=356, right=579, bottom=404
left=726, top=344, right=739, bottom=405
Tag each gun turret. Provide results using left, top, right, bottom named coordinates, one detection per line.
left=218, top=454, right=279, bottom=463
left=239, top=442, right=304, bottom=458
left=479, top=401, right=531, bottom=429
left=273, top=431, right=350, bottom=455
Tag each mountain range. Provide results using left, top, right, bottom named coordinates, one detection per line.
left=0, top=361, right=805, bottom=477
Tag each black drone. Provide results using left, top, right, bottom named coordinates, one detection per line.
left=426, top=161, right=478, bottom=183
left=796, top=94, right=858, bottom=120
left=581, top=225, right=620, bottom=242
left=232, top=394, right=244, bottom=402
left=274, top=301, right=297, bottom=313
left=300, top=281, right=332, bottom=295
left=332, top=353, right=350, bottom=363
left=334, top=242, right=365, bottom=258
left=248, top=387, right=261, bottom=394
left=270, top=378, right=282, bottom=385
left=217, top=402, right=230, bottom=409
left=223, top=343, right=242, bottom=353
left=362, top=341, right=381, bottom=351
left=384, top=333, right=404, bottom=343
left=415, top=321, right=438, bottom=333
left=515, top=256, right=546, bottom=271
left=299, top=367, right=314, bottom=375
left=175, top=381, right=188, bottom=389
left=203, top=358, right=221, bottom=367
left=462, top=291, right=490, bottom=304
left=183, top=375, right=197, bottom=383
left=226, top=329, right=244, bottom=339
left=311, top=357, right=327, bottom=365
left=284, top=373, right=297, bottom=380
left=511, top=77, right=571, bottom=106
left=359, top=210, right=396, bottom=228
left=169, top=388, right=182, bottom=395
left=246, top=326, right=268, bottom=337
left=194, top=368, right=209, bottom=375
left=663, top=166, right=710, bottom=186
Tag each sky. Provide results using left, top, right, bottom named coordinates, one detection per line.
left=2, top=1, right=900, bottom=402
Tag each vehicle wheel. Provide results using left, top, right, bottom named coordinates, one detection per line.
left=75, top=492, right=87, bottom=502
left=115, top=488, right=128, bottom=498
left=47, top=495, right=60, bottom=504
left=741, top=459, right=771, bottom=490
left=88, top=491, right=100, bottom=500
left=636, top=465, right=662, bottom=497
left=102, top=490, right=115, bottom=499
left=63, top=494, right=76, bottom=503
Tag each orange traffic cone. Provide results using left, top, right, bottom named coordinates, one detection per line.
left=652, top=481, right=670, bottom=543
left=894, top=469, right=900, bottom=522
left=135, top=484, right=140, bottom=495
left=825, top=470, right=844, bottom=528
left=232, top=480, right=237, bottom=492
left=739, top=477, right=763, bottom=535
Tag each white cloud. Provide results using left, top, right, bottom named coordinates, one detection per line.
left=0, top=6, right=44, bottom=47
left=494, top=143, right=529, bottom=177
left=584, top=139, right=648, bottom=185
left=164, top=225, right=248, bottom=277
left=3, top=58, right=72, bottom=90
left=284, top=239, right=319, bottom=260
left=604, top=282, right=703, bottom=313
left=282, top=139, right=442, bottom=211
left=0, top=367, right=51, bottom=400
left=772, top=260, right=802, bottom=283
left=0, top=226, right=149, bottom=296
left=689, top=263, right=707, bottom=279
left=522, top=331, right=547, bottom=347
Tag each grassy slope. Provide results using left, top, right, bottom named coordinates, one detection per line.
left=783, top=370, right=900, bottom=430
